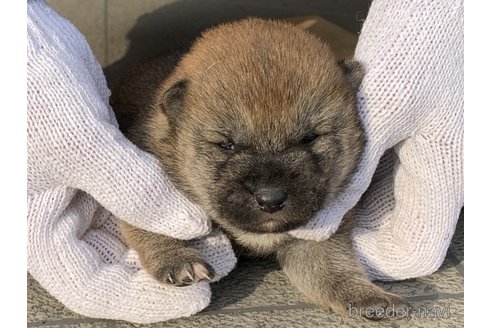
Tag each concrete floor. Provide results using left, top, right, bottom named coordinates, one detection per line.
left=29, top=1, right=464, bottom=327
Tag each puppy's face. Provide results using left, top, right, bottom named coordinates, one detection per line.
left=149, top=19, right=365, bottom=234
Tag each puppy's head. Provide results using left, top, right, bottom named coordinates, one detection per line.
left=147, top=19, right=365, bottom=234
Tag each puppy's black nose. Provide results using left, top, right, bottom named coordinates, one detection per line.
left=255, top=188, right=287, bottom=213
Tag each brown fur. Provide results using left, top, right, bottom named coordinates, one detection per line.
left=112, top=18, right=408, bottom=320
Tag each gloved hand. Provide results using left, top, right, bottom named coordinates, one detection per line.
left=27, top=0, right=236, bottom=323
left=290, top=0, right=464, bottom=281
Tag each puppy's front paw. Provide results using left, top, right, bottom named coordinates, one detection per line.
left=119, top=221, right=215, bottom=286
left=155, top=259, right=215, bottom=287
left=142, top=249, right=215, bottom=287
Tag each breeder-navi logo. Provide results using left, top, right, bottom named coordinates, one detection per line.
left=348, top=303, right=451, bottom=320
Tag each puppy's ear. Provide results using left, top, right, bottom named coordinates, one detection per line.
left=159, top=79, right=188, bottom=120
left=338, top=59, right=364, bottom=92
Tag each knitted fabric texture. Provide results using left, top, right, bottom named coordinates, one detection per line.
left=27, top=0, right=236, bottom=323
left=290, top=0, right=464, bottom=281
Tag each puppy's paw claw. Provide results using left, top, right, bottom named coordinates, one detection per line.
left=155, top=260, right=215, bottom=287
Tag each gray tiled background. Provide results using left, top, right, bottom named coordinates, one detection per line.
left=30, top=1, right=464, bottom=327
left=46, top=0, right=370, bottom=87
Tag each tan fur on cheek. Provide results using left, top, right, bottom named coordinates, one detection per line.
left=146, top=111, right=170, bottom=143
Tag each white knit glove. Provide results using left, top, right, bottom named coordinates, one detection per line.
left=27, top=0, right=236, bottom=323
left=290, top=0, right=463, bottom=281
